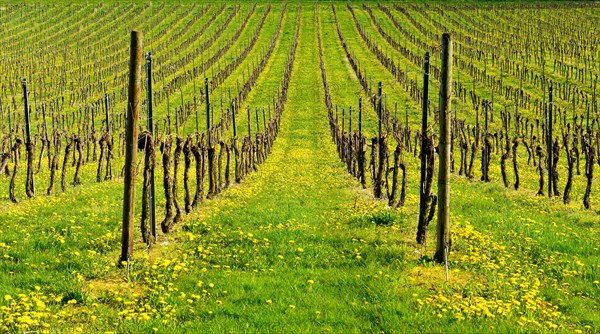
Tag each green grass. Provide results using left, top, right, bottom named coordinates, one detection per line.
left=0, top=2, right=599, bottom=334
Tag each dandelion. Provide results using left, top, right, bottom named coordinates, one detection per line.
left=307, top=280, right=314, bottom=285
left=289, top=305, right=296, bottom=310
left=266, top=300, right=272, bottom=304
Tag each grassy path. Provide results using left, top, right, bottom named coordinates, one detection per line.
left=169, top=5, right=400, bottom=331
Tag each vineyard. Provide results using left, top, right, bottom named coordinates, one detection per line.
left=0, top=1, right=599, bottom=333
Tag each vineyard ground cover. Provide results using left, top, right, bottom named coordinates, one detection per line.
left=0, top=2, right=599, bottom=333
left=318, top=4, right=380, bottom=140
left=233, top=6, right=297, bottom=136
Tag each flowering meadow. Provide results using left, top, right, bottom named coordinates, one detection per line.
left=0, top=1, right=599, bottom=333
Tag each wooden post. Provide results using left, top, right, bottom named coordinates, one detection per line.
left=22, top=78, right=34, bottom=198
left=417, top=52, right=430, bottom=245
left=247, top=106, right=251, bottom=138
left=120, top=30, right=143, bottom=264
left=485, top=100, right=489, bottom=136
left=592, top=74, right=598, bottom=122
left=255, top=107, right=260, bottom=133
left=349, top=106, right=352, bottom=133
left=435, top=33, right=452, bottom=265
left=483, top=99, right=489, bottom=182
left=374, top=82, right=384, bottom=199
left=193, top=58, right=197, bottom=99
left=590, top=75, right=597, bottom=131
left=145, top=51, right=156, bottom=239
left=358, top=98, right=362, bottom=135
left=205, top=78, right=210, bottom=144
left=378, top=82, right=383, bottom=145
left=8, top=105, right=13, bottom=162
left=231, top=101, right=237, bottom=138
left=42, top=104, right=49, bottom=144
left=517, top=55, right=523, bottom=134
left=547, top=83, right=553, bottom=198
left=105, top=93, right=110, bottom=134
left=342, top=108, right=345, bottom=134
left=89, top=103, right=95, bottom=133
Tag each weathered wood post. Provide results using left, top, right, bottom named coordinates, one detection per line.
left=145, top=51, right=156, bottom=239
left=206, top=77, right=215, bottom=198
left=358, top=98, right=362, bottom=135
left=591, top=75, right=597, bottom=131
left=342, top=108, right=345, bottom=134
left=358, top=98, right=366, bottom=188
left=374, top=82, right=384, bottom=199
left=105, top=93, right=110, bottom=134
left=7, top=105, right=13, bottom=162
left=255, top=107, right=260, bottom=133
left=22, top=79, right=35, bottom=198
left=547, top=83, right=553, bottom=198
left=194, top=92, right=199, bottom=133
left=349, top=106, right=352, bottom=133
left=247, top=105, right=251, bottom=138
left=417, top=52, right=430, bottom=244
left=435, top=33, right=452, bottom=267
left=483, top=99, right=490, bottom=182
left=120, top=30, right=143, bottom=264
left=232, top=101, right=237, bottom=138
left=205, top=77, right=210, bottom=138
